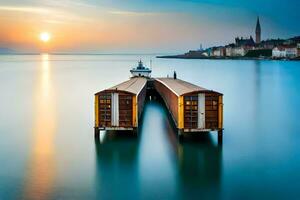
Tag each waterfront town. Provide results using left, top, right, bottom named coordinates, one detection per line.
left=159, top=17, right=300, bottom=60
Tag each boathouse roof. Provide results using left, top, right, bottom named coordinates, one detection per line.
left=155, top=78, right=218, bottom=96
left=96, top=77, right=147, bottom=95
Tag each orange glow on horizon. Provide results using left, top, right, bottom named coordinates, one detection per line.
left=0, top=7, right=210, bottom=52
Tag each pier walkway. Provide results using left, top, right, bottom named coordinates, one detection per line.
left=94, top=76, right=223, bottom=141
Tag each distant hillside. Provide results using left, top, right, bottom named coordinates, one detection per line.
left=289, top=36, right=300, bottom=43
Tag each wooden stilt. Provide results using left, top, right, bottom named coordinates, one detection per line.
left=218, top=130, right=223, bottom=145
left=178, top=129, right=184, bottom=140
left=94, top=127, right=100, bottom=139
left=133, top=128, right=138, bottom=137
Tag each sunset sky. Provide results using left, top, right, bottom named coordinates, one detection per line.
left=0, top=0, right=299, bottom=53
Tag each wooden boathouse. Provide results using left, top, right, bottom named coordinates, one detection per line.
left=154, top=78, right=223, bottom=135
left=95, top=77, right=147, bottom=133
left=94, top=76, right=223, bottom=140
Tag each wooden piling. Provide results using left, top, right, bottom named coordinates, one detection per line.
left=218, top=130, right=223, bottom=145
left=94, top=127, right=100, bottom=139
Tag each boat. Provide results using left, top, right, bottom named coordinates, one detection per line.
left=130, top=60, right=152, bottom=77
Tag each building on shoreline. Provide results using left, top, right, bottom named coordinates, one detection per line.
left=272, top=46, right=287, bottom=58
left=285, top=46, right=298, bottom=58
left=225, top=44, right=235, bottom=57
left=272, top=45, right=298, bottom=58
left=181, top=17, right=300, bottom=60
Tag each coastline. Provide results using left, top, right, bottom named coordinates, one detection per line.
left=157, top=55, right=300, bottom=61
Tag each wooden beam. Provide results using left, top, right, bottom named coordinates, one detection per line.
left=218, top=95, right=223, bottom=129
left=178, top=96, right=184, bottom=129
left=95, top=95, right=99, bottom=128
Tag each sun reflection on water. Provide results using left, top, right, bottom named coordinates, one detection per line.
left=41, top=54, right=50, bottom=99
left=22, top=54, right=57, bottom=200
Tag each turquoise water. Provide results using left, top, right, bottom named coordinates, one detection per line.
left=0, top=55, right=300, bottom=199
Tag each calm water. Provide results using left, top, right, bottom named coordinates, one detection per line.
left=0, top=54, right=300, bottom=200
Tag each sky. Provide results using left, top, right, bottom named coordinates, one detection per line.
left=0, top=0, right=299, bottom=53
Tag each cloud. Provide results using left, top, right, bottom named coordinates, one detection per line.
left=42, top=0, right=97, bottom=9
left=108, top=10, right=160, bottom=16
left=43, top=19, right=66, bottom=24
left=0, top=6, right=50, bottom=14
left=0, top=5, right=91, bottom=23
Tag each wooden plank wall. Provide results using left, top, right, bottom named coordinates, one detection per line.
left=154, top=80, right=179, bottom=127
left=137, top=84, right=147, bottom=120
left=119, top=93, right=133, bottom=127
left=205, top=93, right=219, bottom=130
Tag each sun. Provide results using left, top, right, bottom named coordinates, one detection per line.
left=39, top=32, right=51, bottom=43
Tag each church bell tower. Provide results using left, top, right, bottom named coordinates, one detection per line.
left=255, top=17, right=261, bottom=44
